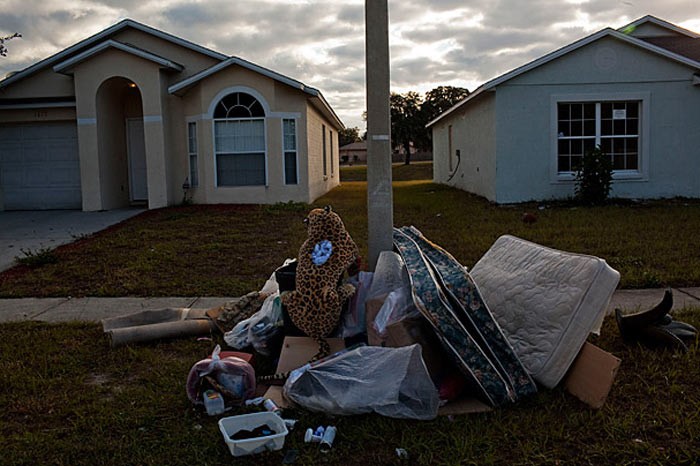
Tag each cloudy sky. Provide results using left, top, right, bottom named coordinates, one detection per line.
left=1, top=0, right=699, bottom=129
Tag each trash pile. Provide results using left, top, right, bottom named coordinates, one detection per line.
left=101, top=205, right=696, bottom=457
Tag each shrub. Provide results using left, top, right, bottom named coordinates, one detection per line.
left=15, top=247, right=58, bottom=268
left=575, top=146, right=613, bottom=205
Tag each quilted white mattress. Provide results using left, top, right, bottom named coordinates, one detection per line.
left=470, top=235, right=620, bottom=388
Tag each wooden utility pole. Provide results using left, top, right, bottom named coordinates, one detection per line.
left=365, top=0, right=393, bottom=270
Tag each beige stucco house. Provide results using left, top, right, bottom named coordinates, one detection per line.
left=0, top=19, right=343, bottom=211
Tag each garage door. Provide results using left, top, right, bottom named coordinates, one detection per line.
left=0, top=122, right=81, bottom=210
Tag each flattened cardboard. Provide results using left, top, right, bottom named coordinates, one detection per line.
left=564, top=342, right=621, bottom=409
left=262, top=336, right=346, bottom=405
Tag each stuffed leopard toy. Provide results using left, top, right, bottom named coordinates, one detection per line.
left=258, top=205, right=359, bottom=383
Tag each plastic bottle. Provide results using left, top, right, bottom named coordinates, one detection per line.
left=319, top=426, right=337, bottom=453
left=202, top=390, right=224, bottom=416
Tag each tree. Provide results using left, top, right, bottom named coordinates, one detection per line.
left=390, top=91, right=425, bottom=164
left=0, top=33, right=21, bottom=57
left=420, top=86, right=470, bottom=150
left=421, top=86, right=470, bottom=123
left=338, top=126, right=361, bottom=147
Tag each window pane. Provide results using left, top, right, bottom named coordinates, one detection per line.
left=583, top=138, right=596, bottom=154
left=626, top=154, right=638, bottom=170
left=601, top=119, right=612, bottom=136
left=613, top=154, right=625, bottom=170
left=571, top=104, right=582, bottom=119
left=283, top=119, right=296, bottom=150
left=601, top=103, right=612, bottom=119
left=583, top=103, right=595, bottom=119
left=571, top=121, right=583, bottom=137
left=626, top=118, right=638, bottom=135
left=558, top=139, right=569, bottom=155
left=613, top=120, right=625, bottom=134
left=571, top=139, right=583, bottom=155
left=214, top=92, right=266, bottom=118
left=558, top=103, right=570, bottom=120
left=558, top=156, right=570, bottom=172
left=584, top=119, right=595, bottom=136
left=285, top=151, right=297, bottom=184
left=571, top=155, right=582, bottom=172
left=189, top=154, right=198, bottom=187
left=215, top=120, right=265, bottom=152
left=217, top=153, right=265, bottom=186
left=188, top=122, right=197, bottom=153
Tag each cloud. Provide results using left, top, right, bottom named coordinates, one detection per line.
left=0, top=0, right=699, bottom=129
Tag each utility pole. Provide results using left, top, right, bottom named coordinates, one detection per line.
left=365, top=0, right=393, bottom=270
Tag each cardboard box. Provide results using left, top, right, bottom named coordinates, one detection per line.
left=564, top=342, right=621, bottom=409
left=263, top=337, right=620, bottom=414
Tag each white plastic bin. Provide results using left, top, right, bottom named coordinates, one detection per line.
left=218, top=412, right=288, bottom=457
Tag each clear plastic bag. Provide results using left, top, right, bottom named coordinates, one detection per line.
left=373, top=285, right=420, bottom=336
left=224, top=292, right=283, bottom=355
left=367, top=251, right=410, bottom=302
left=338, top=271, right=374, bottom=338
left=283, top=344, right=439, bottom=420
left=224, top=272, right=283, bottom=354
left=186, top=345, right=256, bottom=406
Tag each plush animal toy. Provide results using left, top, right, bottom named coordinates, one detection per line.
left=258, top=206, right=358, bottom=383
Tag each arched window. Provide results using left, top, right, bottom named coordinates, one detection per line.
left=214, top=92, right=266, bottom=186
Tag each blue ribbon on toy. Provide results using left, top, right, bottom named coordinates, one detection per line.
left=312, top=240, right=333, bottom=265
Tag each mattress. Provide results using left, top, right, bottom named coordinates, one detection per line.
left=470, top=235, right=620, bottom=388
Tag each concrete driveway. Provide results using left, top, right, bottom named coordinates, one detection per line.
left=0, top=209, right=144, bottom=272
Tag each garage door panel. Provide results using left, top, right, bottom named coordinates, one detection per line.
left=48, top=141, right=78, bottom=162
left=0, top=122, right=81, bottom=210
left=1, top=166, right=22, bottom=187
left=0, top=142, right=23, bottom=162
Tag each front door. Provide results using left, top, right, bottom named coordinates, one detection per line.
left=126, top=118, right=147, bottom=202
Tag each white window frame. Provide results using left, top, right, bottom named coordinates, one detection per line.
left=187, top=120, right=198, bottom=187
left=330, top=130, right=334, bottom=177
left=550, top=92, right=650, bottom=184
left=322, top=124, right=327, bottom=177
left=211, top=91, right=268, bottom=188
left=282, top=118, right=299, bottom=185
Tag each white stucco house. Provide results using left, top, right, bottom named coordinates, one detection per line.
left=429, top=16, right=700, bottom=203
left=0, top=19, right=343, bottom=211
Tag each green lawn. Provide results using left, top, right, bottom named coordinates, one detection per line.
left=2, top=165, right=700, bottom=465
left=3, top=169, right=700, bottom=296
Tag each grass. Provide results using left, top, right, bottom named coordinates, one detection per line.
left=340, top=160, right=434, bottom=182
left=1, top=315, right=699, bottom=465
left=3, top=161, right=700, bottom=464
left=3, top=164, right=700, bottom=296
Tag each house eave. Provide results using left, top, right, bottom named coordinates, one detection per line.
left=427, top=26, right=700, bottom=128
left=0, top=18, right=225, bottom=89
left=53, top=40, right=184, bottom=74
left=620, top=15, right=700, bottom=38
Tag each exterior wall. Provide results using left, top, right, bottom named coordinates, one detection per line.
left=306, top=103, right=341, bottom=202
left=492, top=36, right=700, bottom=203
left=0, top=67, right=75, bottom=99
left=432, top=92, right=497, bottom=201
left=112, top=28, right=220, bottom=83
left=630, top=22, right=685, bottom=38
left=71, top=48, right=170, bottom=210
left=179, top=65, right=314, bottom=204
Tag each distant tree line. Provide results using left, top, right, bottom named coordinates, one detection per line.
left=339, top=85, right=470, bottom=164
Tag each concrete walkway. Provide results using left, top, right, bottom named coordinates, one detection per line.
left=0, top=208, right=144, bottom=272
left=1, top=288, right=700, bottom=324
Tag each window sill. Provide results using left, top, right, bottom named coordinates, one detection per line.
left=551, top=171, right=646, bottom=184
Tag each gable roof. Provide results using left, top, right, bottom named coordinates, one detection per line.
left=53, top=40, right=184, bottom=74
left=622, top=15, right=700, bottom=38
left=169, top=55, right=344, bottom=129
left=428, top=16, right=700, bottom=128
left=0, top=19, right=225, bottom=89
left=640, top=36, right=700, bottom=61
